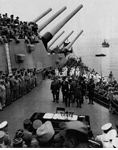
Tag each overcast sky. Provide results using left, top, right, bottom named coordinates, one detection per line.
left=0, top=0, right=118, bottom=49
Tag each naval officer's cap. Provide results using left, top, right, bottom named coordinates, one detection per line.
left=15, top=129, right=24, bottom=138
left=101, top=123, right=112, bottom=133
left=0, top=121, right=8, bottom=130
left=13, top=138, right=23, bottom=147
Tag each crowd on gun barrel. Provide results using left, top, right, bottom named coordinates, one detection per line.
left=0, top=13, right=39, bottom=44
left=0, top=68, right=37, bottom=110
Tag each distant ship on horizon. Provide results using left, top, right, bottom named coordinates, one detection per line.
left=102, top=39, right=110, bottom=47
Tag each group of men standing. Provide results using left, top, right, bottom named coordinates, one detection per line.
left=50, top=74, right=95, bottom=107
left=0, top=68, right=37, bottom=110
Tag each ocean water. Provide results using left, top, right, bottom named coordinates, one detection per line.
left=74, top=38, right=118, bottom=81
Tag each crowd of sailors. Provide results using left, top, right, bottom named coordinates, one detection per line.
left=50, top=71, right=94, bottom=108
left=0, top=68, right=37, bottom=110
left=0, top=55, right=118, bottom=147
left=0, top=60, right=118, bottom=147
left=0, top=118, right=118, bottom=148
left=94, top=71, right=118, bottom=102
left=0, top=13, right=39, bottom=44
left=50, top=60, right=118, bottom=108
left=50, top=65, right=102, bottom=107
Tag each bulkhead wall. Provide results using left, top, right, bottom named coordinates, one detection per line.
left=0, top=39, right=66, bottom=71
left=0, top=44, right=8, bottom=71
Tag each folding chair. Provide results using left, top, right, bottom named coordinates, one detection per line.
left=56, top=107, right=65, bottom=114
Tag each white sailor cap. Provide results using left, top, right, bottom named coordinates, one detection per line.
left=101, top=123, right=112, bottom=131
left=0, top=121, right=8, bottom=130
left=112, top=137, right=118, bottom=148
left=106, top=129, right=117, bottom=141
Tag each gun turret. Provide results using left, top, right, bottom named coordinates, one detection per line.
left=57, top=30, right=74, bottom=48
left=48, top=31, right=65, bottom=48
left=42, top=4, right=83, bottom=49
left=32, top=8, right=52, bottom=23
left=38, top=6, right=67, bottom=32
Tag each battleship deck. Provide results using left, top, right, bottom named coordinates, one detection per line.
left=0, top=79, right=117, bottom=140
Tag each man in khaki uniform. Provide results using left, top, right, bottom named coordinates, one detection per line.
left=0, top=79, right=6, bottom=109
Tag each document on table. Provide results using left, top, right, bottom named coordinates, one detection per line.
left=43, top=113, right=54, bottom=119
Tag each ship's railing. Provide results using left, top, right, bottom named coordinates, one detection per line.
left=93, top=92, right=118, bottom=114
left=109, top=99, right=118, bottom=114
left=93, top=92, right=109, bottom=108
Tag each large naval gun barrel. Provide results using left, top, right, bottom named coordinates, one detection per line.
left=32, top=8, right=52, bottom=23
left=64, top=30, right=83, bottom=50
left=38, top=6, right=67, bottom=32
left=42, top=4, right=83, bottom=49
left=48, top=31, right=65, bottom=48
left=58, top=30, right=74, bottom=48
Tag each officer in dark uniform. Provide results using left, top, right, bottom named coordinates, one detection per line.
left=80, top=77, right=86, bottom=104
left=88, top=79, right=95, bottom=104
left=61, top=77, right=68, bottom=103
left=55, top=77, right=61, bottom=102
left=74, top=81, right=82, bottom=108
left=67, top=77, right=74, bottom=107
left=50, top=77, right=57, bottom=102
left=72, top=79, right=77, bottom=103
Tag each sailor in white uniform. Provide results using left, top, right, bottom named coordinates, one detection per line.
left=62, top=67, right=68, bottom=77
left=69, top=67, right=75, bottom=76
left=0, top=131, right=6, bottom=148
left=75, top=67, right=80, bottom=77
left=102, top=129, right=117, bottom=148
left=55, top=68, right=59, bottom=76
left=112, top=137, right=118, bottom=148
left=0, top=121, right=11, bottom=147
left=95, top=123, right=112, bottom=147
